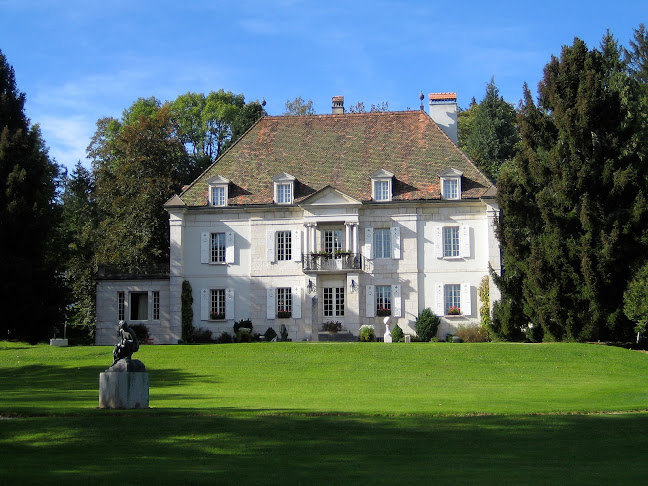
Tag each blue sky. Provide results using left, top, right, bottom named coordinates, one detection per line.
left=1, top=0, right=647, bottom=170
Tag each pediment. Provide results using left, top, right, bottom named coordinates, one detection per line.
left=272, top=172, right=296, bottom=182
left=370, top=168, right=395, bottom=179
left=206, top=175, right=230, bottom=185
left=440, top=168, right=463, bottom=178
left=299, top=186, right=362, bottom=206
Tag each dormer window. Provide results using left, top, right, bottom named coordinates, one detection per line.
left=370, top=169, right=394, bottom=202
left=207, top=175, right=230, bottom=207
left=273, top=173, right=296, bottom=205
left=440, top=168, right=463, bottom=200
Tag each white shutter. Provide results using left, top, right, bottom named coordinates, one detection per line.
left=461, top=283, right=472, bottom=316
left=225, top=231, right=235, bottom=263
left=266, top=288, right=275, bottom=319
left=391, top=226, right=401, bottom=260
left=292, top=287, right=302, bottom=319
left=201, top=233, right=210, bottom=263
left=392, top=284, right=402, bottom=318
left=266, top=230, right=275, bottom=262
left=435, top=283, right=444, bottom=315
left=460, top=225, right=470, bottom=258
left=292, top=229, right=302, bottom=262
left=434, top=226, right=443, bottom=259
left=366, top=285, right=375, bottom=317
left=364, top=227, right=374, bottom=260
left=225, top=288, right=234, bottom=320
left=201, top=289, right=209, bottom=321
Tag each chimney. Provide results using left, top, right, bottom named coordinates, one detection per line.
left=428, top=92, right=458, bottom=145
left=332, top=96, right=345, bottom=115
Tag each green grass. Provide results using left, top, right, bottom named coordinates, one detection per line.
left=2, top=341, right=648, bottom=484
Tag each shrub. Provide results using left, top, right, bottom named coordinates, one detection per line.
left=130, top=323, right=150, bottom=341
left=235, top=329, right=253, bottom=343
left=391, top=324, right=404, bottom=342
left=359, top=325, right=375, bottom=342
left=415, top=308, right=440, bottom=342
left=192, top=328, right=214, bottom=343
left=264, top=327, right=278, bottom=342
left=321, top=321, right=342, bottom=333
left=478, top=276, right=491, bottom=330
left=63, top=323, right=95, bottom=345
left=456, top=324, right=489, bottom=342
left=215, top=332, right=233, bottom=344
left=234, top=319, right=253, bottom=334
left=181, top=280, right=194, bottom=342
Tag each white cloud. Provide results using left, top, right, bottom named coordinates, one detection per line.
left=36, top=115, right=93, bottom=168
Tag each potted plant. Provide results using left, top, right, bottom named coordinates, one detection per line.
left=321, top=321, right=342, bottom=333
left=447, top=306, right=461, bottom=316
left=277, top=310, right=292, bottom=318
left=311, top=250, right=332, bottom=259
left=210, top=312, right=226, bottom=320
left=376, top=307, right=391, bottom=317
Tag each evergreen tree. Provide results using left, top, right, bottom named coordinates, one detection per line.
left=0, top=50, right=64, bottom=343
left=494, top=35, right=648, bottom=342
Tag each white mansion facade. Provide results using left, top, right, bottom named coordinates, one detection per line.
left=95, top=94, right=500, bottom=344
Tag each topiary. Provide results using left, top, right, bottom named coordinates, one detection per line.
left=391, top=324, right=404, bottom=342
left=415, top=308, right=440, bottom=342
left=215, top=332, right=233, bottom=344
left=264, top=327, right=278, bottom=342
left=181, top=280, right=194, bottom=342
left=234, top=319, right=253, bottom=334
left=235, top=329, right=253, bottom=343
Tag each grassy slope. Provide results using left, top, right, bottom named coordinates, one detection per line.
left=2, top=342, right=648, bottom=484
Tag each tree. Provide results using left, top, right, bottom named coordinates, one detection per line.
left=415, top=308, right=440, bottom=341
left=0, top=50, right=64, bottom=343
left=283, top=96, right=315, bottom=116
left=461, top=78, right=518, bottom=181
left=494, top=34, right=648, bottom=342
left=346, top=101, right=390, bottom=113
left=624, top=262, right=648, bottom=342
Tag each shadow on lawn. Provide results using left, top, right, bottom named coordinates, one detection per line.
left=0, top=412, right=647, bottom=484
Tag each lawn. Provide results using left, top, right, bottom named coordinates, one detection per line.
left=1, top=341, right=648, bottom=484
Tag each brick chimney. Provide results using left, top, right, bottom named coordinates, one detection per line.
left=428, top=92, right=458, bottom=145
left=332, top=96, right=345, bottom=115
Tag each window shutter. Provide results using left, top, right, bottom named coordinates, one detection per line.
left=434, top=226, right=443, bottom=259
left=366, top=285, right=375, bottom=317
left=460, top=225, right=470, bottom=258
left=364, top=227, right=374, bottom=260
left=292, top=229, right=302, bottom=262
left=266, top=288, right=275, bottom=319
left=201, top=289, right=209, bottom=321
left=435, top=283, right=444, bottom=315
left=461, top=283, right=472, bottom=316
left=391, top=226, right=401, bottom=259
left=392, top=284, right=402, bottom=317
left=266, top=230, right=275, bottom=262
left=292, top=287, right=302, bottom=318
left=225, top=231, right=235, bottom=263
left=225, top=288, right=235, bottom=320
left=201, top=233, right=209, bottom=263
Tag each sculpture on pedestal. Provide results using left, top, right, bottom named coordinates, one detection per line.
left=107, top=321, right=146, bottom=372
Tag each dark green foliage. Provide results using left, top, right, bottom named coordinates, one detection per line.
left=359, top=325, right=375, bottom=342
left=391, top=324, right=404, bottom=342
left=181, top=280, right=194, bottom=342
left=62, top=322, right=95, bottom=346
left=233, top=319, right=253, bottom=334
left=215, top=332, right=233, bottom=344
left=415, top=308, right=440, bottom=342
left=495, top=32, right=648, bottom=342
left=321, top=321, right=342, bottom=333
left=235, top=330, right=253, bottom=343
left=0, top=50, right=65, bottom=343
left=191, top=328, right=214, bottom=343
left=264, top=327, right=278, bottom=342
left=624, top=262, right=648, bottom=339
left=130, top=323, right=150, bottom=341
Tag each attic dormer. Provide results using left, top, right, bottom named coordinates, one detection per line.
left=273, top=172, right=296, bottom=204
left=207, top=175, right=230, bottom=207
left=370, top=169, right=394, bottom=202
left=439, top=168, right=463, bottom=200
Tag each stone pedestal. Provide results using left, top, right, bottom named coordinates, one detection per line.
left=99, top=372, right=149, bottom=409
left=50, top=338, right=68, bottom=347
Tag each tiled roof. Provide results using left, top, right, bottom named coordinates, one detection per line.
left=429, top=92, right=457, bottom=101
left=177, top=110, right=493, bottom=207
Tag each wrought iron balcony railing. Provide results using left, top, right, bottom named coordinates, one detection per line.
left=302, top=252, right=363, bottom=273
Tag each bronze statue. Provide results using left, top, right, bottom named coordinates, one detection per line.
left=112, top=321, right=140, bottom=365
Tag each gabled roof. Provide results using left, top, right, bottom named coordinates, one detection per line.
left=177, top=110, right=493, bottom=207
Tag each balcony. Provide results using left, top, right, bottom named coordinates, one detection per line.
left=302, top=252, right=364, bottom=273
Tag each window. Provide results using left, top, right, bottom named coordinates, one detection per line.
left=374, top=181, right=390, bottom=201
left=118, top=292, right=125, bottom=321
left=276, top=287, right=292, bottom=316
left=444, top=284, right=461, bottom=315
left=374, top=228, right=391, bottom=259
left=130, top=292, right=148, bottom=320
left=324, top=230, right=343, bottom=256
left=210, top=289, right=226, bottom=320
left=276, top=231, right=292, bottom=261
left=153, top=291, right=160, bottom=321
left=443, top=226, right=460, bottom=257
left=442, top=179, right=458, bottom=199
left=210, top=233, right=226, bottom=263
left=324, top=287, right=345, bottom=317
left=211, top=186, right=226, bottom=206
left=277, top=183, right=292, bottom=204
left=376, top=285, right=391, bottom=314
left=370, top=168, right=394, bottom=202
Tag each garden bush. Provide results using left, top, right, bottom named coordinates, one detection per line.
left=215, top=332, right=233, bottom=344
left=130, top=323, right=150, bottom=342
left=235, top=330, right=253, bottom=343
left=415, top=308, right=440, bottom=342
left=359, top=325, right=375, bottom=342
left=321, top=321, right=342, bottom=333
left=234, top=319, right=253, bottom=334
left=181, top=280, right=194, bottom=342
left=457, top=324, right=490, bottom=343
left=191, top=328, right=214, bottom=343
left=391, top=324, right=404, bottom=342
left=264, top=327, right=278, bottom=342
